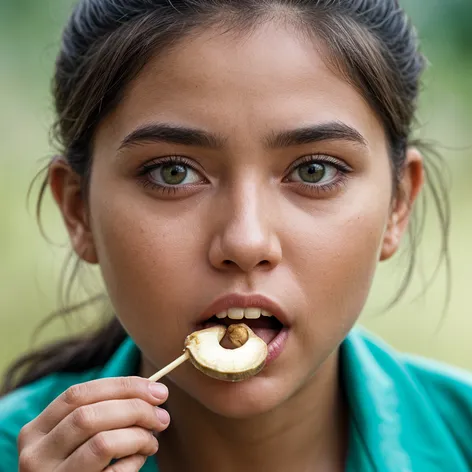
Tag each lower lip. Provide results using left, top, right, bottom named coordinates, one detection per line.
left=265, top=327, right=289, bottom=365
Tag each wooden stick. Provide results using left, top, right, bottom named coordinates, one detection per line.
left=148, top=351, right=190, bottom=382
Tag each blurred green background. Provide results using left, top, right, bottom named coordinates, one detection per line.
left=1, top=0, right=471, bottom=377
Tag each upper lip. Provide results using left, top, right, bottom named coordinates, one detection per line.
left=198, top=293, right=290, bottom=326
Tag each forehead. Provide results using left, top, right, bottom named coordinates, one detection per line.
left=103, top=20, right=386, bottom=151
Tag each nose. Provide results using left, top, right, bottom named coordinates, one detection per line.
left=208, top=182, right=282, bottom=273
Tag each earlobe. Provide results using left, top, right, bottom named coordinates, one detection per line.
left=380, top=147, right=424, bottom=261
left=380, top=212, right=400, bottom=261
left=48, top=157, right=98, bottom=264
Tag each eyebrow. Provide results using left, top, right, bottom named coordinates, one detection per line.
left=118, top=123, right=226, bottom=151
left=118, top=120, right=367, bottom=152
left=265, top=121, right=367, bottom=149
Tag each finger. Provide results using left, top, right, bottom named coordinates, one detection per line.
left=103, top=455, right=147, bottom=472
left=39, top=399, right=170, bottom=459
left=28, top=377, right=168, bottom=437
left=56, top=427, right=158, bottom=472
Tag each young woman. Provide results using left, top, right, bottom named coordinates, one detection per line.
left=1, top=1, right=471, bottom=471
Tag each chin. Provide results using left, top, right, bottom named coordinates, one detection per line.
left=191, top=373, right=290, bottom=419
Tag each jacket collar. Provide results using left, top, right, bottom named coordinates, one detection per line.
left=343, top=329, right=467, bottom=471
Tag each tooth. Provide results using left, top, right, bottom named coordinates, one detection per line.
left=216, top=311, right=227, bottom=319
left=244, top=308, right=261, bottom=319
left=227, top=308, right=244, bottom=320
left=261, top=309, right=273, bottom=317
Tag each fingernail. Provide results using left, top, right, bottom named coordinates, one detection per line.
left=149, top=382, right=168, bottom=400
left=156, top=408, right=170, bottom=425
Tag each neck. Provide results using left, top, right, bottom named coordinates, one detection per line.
left=156, top=351, right=348, bottom=472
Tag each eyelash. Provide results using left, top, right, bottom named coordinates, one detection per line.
left=137, top=155, right=203, bottom=196
left=284, top=154, right=352, bottom=196
left=136, top=154, right=352, bottom=196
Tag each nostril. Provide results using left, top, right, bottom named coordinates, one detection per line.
left=221, top=259, right=270, bottom=268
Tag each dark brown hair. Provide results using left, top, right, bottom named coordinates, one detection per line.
left=1, top=0, right=450, bottom=395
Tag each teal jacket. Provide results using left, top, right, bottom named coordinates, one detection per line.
left=1, top=328, right=471, bottom=471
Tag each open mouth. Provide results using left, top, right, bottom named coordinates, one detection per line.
left=201, top=308, right=284, bottom=347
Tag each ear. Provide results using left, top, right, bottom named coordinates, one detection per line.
left=48, top=158, right=98, bottom=264
left=380, top=148, right=424, bottom=261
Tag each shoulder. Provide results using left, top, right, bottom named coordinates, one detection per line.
left=350, top=329, right=472, bottom=465
left=401, top=353, right=472, bottom=449
left=363, top=330, right=472, bottom=411
left=0, top=370, right=98, bottom=469
left=359, top=329, right=472, bottom=409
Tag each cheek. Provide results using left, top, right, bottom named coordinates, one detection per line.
left=286, top=183, right=390, bottom=337
left=87, top=177, right=205, bottom=356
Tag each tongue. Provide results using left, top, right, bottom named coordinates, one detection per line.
left=251, top=326, right=280, bottom=344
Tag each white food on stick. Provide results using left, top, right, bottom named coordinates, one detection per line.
left=148, top=323, right=268, bottom=383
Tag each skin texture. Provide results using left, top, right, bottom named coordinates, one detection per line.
left=48, top=20, right=423, bottom=472
left=18, top=377, right=170, bottom=472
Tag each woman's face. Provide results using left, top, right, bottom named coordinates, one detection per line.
left=55, top=22, right=417, bottom=417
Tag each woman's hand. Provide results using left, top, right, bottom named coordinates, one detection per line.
left=17, top=377, right=170, bottom=471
